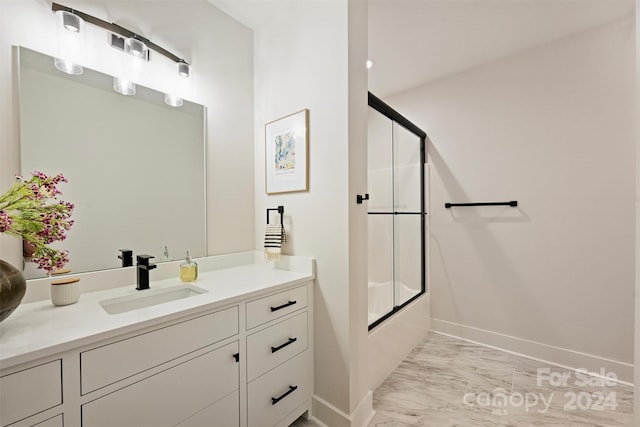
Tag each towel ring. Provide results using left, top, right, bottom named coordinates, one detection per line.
left=267, top=206, right=284, bottom=226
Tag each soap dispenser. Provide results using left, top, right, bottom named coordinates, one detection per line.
left=180, top=250, right=198, bottom=282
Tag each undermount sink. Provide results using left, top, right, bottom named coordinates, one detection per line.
left=99, top=285, right=208, bottom=315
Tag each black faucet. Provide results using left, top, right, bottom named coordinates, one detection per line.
left=136, top=255, right=156, bottom=291
left=118, top=249, right=133, bottom=267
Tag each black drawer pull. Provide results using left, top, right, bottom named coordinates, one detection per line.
left=271, top=385, right=298, bottom=405
left=270, top=300, right=297, bottom=312
left=271, top=337, right=297, bottom=353
left=233, top=353, right=240, bottom=363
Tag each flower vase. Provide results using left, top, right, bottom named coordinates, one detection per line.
left=0, top=259, right=27, bottom=323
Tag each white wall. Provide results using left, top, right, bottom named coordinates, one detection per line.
left=387, top=18, right=636, bottom=382
left=0, top=0, right=254, bottom=264
left=634, top=0, right=639, bottom=420
left=346, top=2, right=372, bottom=423
left=249, top=1, right=372, bottom=425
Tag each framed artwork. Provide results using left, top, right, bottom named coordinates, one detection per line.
left=265, top=109, right=309, bottom=194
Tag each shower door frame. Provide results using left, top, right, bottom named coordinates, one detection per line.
left=368, top=92, right=427, bottom=331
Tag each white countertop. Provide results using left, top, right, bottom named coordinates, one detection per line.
left=0, top=255, right=314, bottom=370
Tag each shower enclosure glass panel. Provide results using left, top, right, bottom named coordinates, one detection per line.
left=367, top=106, right=394, bottom=325
left=367, top=214, right=393, bottom=325
left=367, top=93, right=426, bottom=330
left=394, top=124, right=421, bottom=213
left=394, top=214, right=421, bottom=306
left=393, top=123, right=422, bottom=307
left=367, top=105, right=393, bottom=214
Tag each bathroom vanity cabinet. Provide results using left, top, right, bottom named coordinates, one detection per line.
left=0, top=259, right=313, bottom=427
left=80, top=307, right=241, bottom=427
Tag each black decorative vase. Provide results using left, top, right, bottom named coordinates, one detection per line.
left=0, top=259, right=27, bottom=323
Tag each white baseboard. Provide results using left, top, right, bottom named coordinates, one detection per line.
left=312, top=391, right=374, bottom=427
left=431, top=318, right=634, bottom=385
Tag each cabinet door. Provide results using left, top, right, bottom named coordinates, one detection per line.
left=0, top=360, right=62, bottom=427
left=82, top=341, right=239, bottom=427
left=176, top=390, right=238, bottom=427
left=32, top=414, right=63, bottom=427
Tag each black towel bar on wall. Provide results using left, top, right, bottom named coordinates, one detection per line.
left=267, top=206, right=285, bottom=225
left=445, top=201, right=518, bottom=208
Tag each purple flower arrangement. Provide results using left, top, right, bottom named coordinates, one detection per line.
left=0, top=172, right=74, bottom=273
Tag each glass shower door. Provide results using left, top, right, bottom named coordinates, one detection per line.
left=393, top=122, right=422, bottom=307
left=367, top=106, right=394, bottom=325
left=367, top=94, right=426, bottom=329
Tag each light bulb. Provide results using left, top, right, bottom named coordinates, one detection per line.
left=177, top=62, right=190, bottom=78
left=125, top=38, right=148, bottom=59
left=62, top=11, right=81, bottom=32
left=113, top=77, right=136, bottom=95
left=164, top=93, right=183, bottom=107
left=54, top=57, right=83, bottom=75
left=54, top=10, right=85, bottom=74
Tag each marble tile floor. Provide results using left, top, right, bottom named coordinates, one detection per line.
left=291, top=333, right=634, bottom=426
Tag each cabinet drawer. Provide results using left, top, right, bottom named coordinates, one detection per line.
left=247, top=312, right=308, bottom=382
left=0, top=360, right=62, bottom=427
left=82, top=341, right=239, bottom=427
left=81, top=306, right=238, bottom=394
left=246, top=285, right=307, bottom=329
left=247, top=351, right=309, bottom=427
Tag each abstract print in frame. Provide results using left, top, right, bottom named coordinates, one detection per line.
left=265, top=109, right=309, bottom=194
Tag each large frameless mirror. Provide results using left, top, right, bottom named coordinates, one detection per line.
left=18, top=46, right=207, bottom=279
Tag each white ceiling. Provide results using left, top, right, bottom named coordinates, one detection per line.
left=368, top=0, right=635, bottom=96
left=213, top=0, right=635, bottom=97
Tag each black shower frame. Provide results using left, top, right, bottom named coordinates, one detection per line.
left=367, top=92, right=428, bottom=331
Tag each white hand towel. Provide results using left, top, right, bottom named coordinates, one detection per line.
left=265, top=224, right=283, bottom=262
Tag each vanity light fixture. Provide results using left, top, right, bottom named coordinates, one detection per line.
left=177, top=61, right=190, bottom=78
left=125, top=37, right=148, bottom=59
left=54, top=58, right=83, bottom=75
left=113, top=77, right=136, bottom=96
left=164, top=93, right=183, bottom=107
left=51, top=3, right=191, bottom=78
left=61, top=10, right=81, bottom=32
left=366, top=58, right=376, bottom=70
left=54, top=9, right=84, bottom=75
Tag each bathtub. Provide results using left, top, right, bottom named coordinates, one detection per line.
left=368, top=280, right=420, bottom=324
